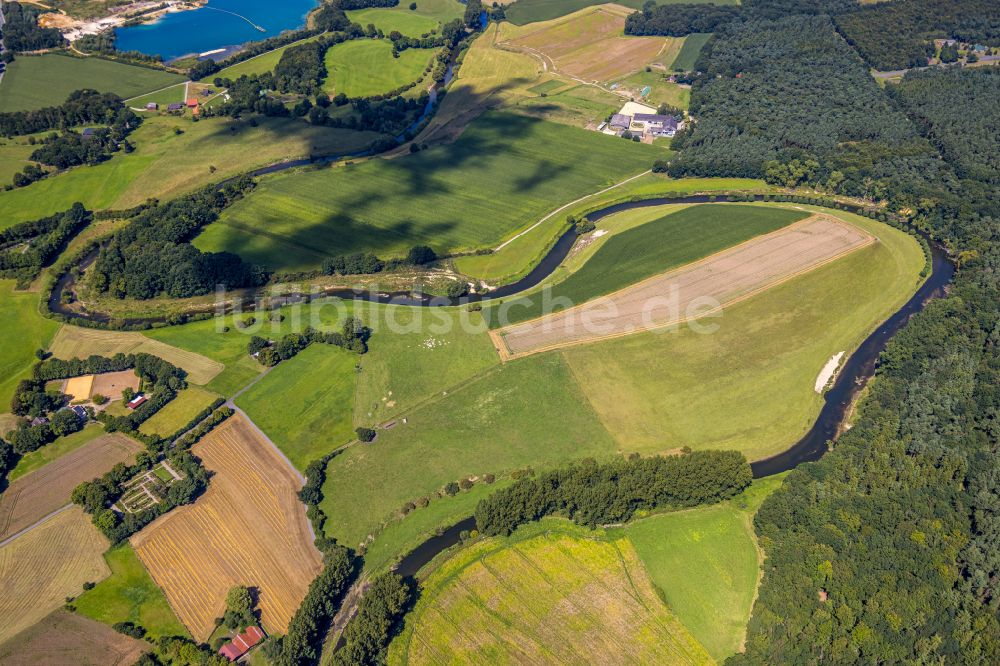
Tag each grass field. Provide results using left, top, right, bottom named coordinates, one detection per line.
left=124, top=82, right=188, bottom=109
left=451, top=174, right=770, bottom=282
left=620, top=475, right=784, bottom=661
left=0, top=280, right=60, bottom=409
left=6, top=424, right=106, bottom=482
left=671, top=33, right=712, bottom=71
left=320, top=352, right=616, bottom=550
left=142, top=323, right=262, bottom=397
left=506, top=6, right=669, bottom=82
left=388, top=522, right=712, bottom=664
left=197, top=112, right=660, bottom=272
left=346, top=8, right=441, bottom=37
left=132, top=415, right=322, bottom=640
left=49, top=326, right=224, bottom=386
left=0, top=507, right=110, bottom=644
left=0, top=135, right=44, bottom=185
left=486, top=204, right=809, bottom=327
left=74, top=544, right=188, bottom=639
left=559, top=207, right=925, bottom=460
left=0, top=432, right=143, bottom=541
left=0, top=609, right=148, bottom=666
left=0, top=54, right=185, bottom=112
left=236, top=345, right=357, bottom=471
left=505, top=0, right=736, bottom=25
left=616, top=68, right=691, bottom=109
left=396, top=0, right=465, bottom=23
left=207, top=35, right=326, bottom=81
left=322, top=40, right=434, bottom=98
left=138, top=386, right=220, bottom=438
left=0, top=114, right=383, bottom=228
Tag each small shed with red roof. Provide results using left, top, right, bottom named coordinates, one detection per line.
left=219, top=626, right=265, bottom=661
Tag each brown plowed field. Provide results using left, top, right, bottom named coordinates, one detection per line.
left=507, top=6, right=668, bottom=82
left=0, top=507, right=110, bottom=644
left=0, top=609, right=147, bottom=666
left=90, top=370, right=141, bottom=401
left=495, top=216, right=873, bottom=358
left=131, top=415, right=322, bottom=641
left=0, top=432, right=143, bottom=541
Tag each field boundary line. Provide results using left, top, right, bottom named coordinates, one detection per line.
left=498, top=213, right=843, bottom=329
left=124, top=80, right=188, bottom=103
left=493, top=169, right=651, bottom=252
left=0, top=502, right=73, bottom=548
left=496, top=216, right=875, bottom=360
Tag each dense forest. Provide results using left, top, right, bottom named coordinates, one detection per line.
left=835, top=0, right=1000, bottom=70
left=668, top=15, right=954, bottom=210
left=89, top=177, right=268, bottom=299
left=684, top=6, right=1000, bottom=663
left=0, top=203, right=90, bottom=282
left=624, top=4, right=743, bottom=36
left=0, top=2, right=63, bottom=51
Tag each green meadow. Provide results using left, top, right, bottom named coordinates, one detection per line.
left=137, top=385, right=220, bottom=438
left=0, top=114, right=382, bottom=229
left=320, top=353, right=616, bottom=549
left=236, top=344, right=358, bottom=471
left=207, top=34, right=326, bottom=81
left=620, top=475, right=785, bottom=661
left=671, top=33, right=712, bottom=71
left=486, top=204, right=808, bottom=327
left=0, top=54, right=185, bottom=112
left=197, top=112, right=660, bottom=271
left=322, top=40, right=434, bottom=98
left=0, top=280, right=60, bottom=409
left=74, top=544, right=189, bottom=639
left=346, top=8, right=441, bottom=37
left=559, top=208, right=925, bottom=461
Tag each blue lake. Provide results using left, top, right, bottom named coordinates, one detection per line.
left=115, top=0, right=318, bottom=61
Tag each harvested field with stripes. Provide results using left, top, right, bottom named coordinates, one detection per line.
left=493, top=215, right=873, bottom=358
left=389, top=527, right=712, bottom=665
left=132, top=415, right=322, bottom=641
left=0, top=507, right=110, bottom=644
left=48, top=327, right=224, bottom=385
left=0, top=432, right=143, bottom=541
left=0, top=610, right=147, bottom=666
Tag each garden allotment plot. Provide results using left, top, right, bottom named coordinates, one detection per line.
left=493, top=215, right=873, bottom=358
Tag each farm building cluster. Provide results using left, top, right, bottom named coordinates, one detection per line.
left=599, top=101, right=682, bottom=140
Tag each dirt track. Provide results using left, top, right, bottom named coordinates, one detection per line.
left=132, top=415, right=322, bottom=641
left=0, top=432, right=142, bottom=541
left=493, top=216, right=873, bottom=358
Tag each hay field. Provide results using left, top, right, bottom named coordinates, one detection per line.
left=322, top=40, right=434, bottom=98
left=559, top=209, right=925, bottom=460
left=506, top=6, right=670, bottom=82
left=197, top=112, right=660, bottom=272
left=505, top=0, right=735, bottom=25
left=49, top=326, right=224, bottom=385
left=389, top=526, right=712, bottom=665
left=494, top=215, right=872, bottom=358
left=0, top=54, right=184, bottom=112
left=0, top=507, right=110, bottom=644
left=132, top=415, right=322, bottom=640
left=0, top=610, right=147, bottom=666
left=0, top=432, right=142, bottom=541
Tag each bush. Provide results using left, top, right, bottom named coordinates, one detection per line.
left=91, top=393, right=108, bottom=406
left=407, top=245, right=437, bottom=265
left=444, top=481, right=460, bottom=496
left=446, top=281, right=469, bottom=298
left=356, top=427, right=377, bottom=443
left=459, top=478, right=473, bottom=490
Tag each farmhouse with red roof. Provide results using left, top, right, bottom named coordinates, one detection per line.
left=219, top=626, right=265, bottom=661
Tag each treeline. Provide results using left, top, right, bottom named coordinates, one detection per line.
left=0, top=2, right=63, bottom=51
left=0, top=203, right=90, bottom=282
left=6, top=409, right=86, bottom=456
left=624, top=4, right=743, bottom=37
left=835, top=0, right=1000, bottom=70
left=668, top=15, right=950, bottom=211
left=26, top=104, right=141, bottom=169
left=246, top=316, right=370, bottom=366
left=72, top=448, right=208, bottom=543
left=332, top=573, right=412, bottom=665
left=89, top=176, right=268, bottom=300
left=320, top=244, right=436, bottom=276
left=0, top=89, right=129, bottom=137
left=475, top=450, right=752, bottom=536
left=274, top=40, right=329, bottom=95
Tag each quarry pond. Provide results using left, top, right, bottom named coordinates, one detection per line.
left=114, top=0, right=318, bottom=61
